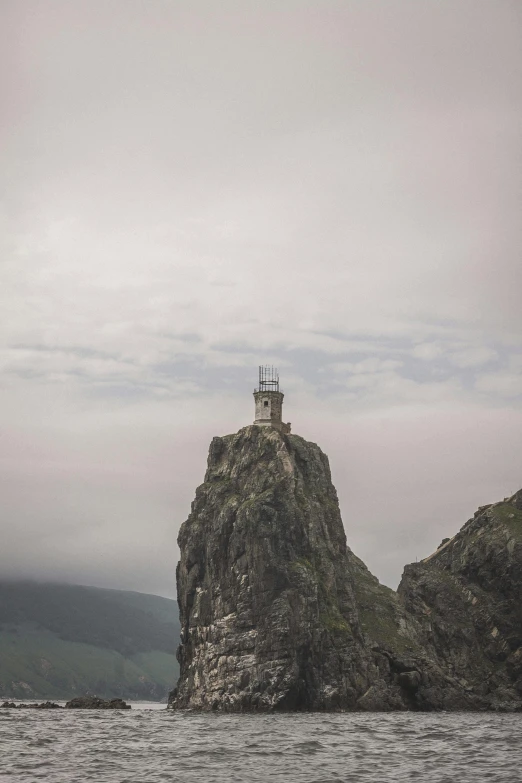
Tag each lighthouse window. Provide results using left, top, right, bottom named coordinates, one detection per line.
left=264, top=400, right=269, bottom=407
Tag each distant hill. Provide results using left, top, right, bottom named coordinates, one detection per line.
left=0, top=581, right=180, bottom=701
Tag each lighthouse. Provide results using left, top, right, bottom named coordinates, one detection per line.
left=253, top=366, right=291, bottom=434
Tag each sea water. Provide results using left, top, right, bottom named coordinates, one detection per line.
left=1, top=703, right=521, bottom=782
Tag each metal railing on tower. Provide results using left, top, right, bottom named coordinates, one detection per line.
left=255, top=365, right=280, bottom=393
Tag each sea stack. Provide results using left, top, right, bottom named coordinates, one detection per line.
left=172, top=435, right=367, bottom=709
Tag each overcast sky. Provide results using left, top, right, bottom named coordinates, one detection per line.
left=1, top=0, right=521, bottom=599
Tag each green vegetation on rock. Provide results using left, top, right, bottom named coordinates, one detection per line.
left=492, top=503, right=522, bottom=538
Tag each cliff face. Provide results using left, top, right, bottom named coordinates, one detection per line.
left=171, top=426, right=477, bottom=711
left=172, top=426, right=365, bottom=710
left=398, top=491, right=522, bottom=710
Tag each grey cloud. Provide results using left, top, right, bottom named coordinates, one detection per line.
left=1, top=0, right=521, bottom=595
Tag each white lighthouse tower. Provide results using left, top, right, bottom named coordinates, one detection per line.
left=253, top=366, right=291, bottom=434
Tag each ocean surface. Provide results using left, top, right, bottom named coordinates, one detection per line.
left=1, top=702, right=521, bottom=782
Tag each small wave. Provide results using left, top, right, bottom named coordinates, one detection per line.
left=290, top=740, right=325, bottom=754
left=28, top=738, right=54, bottom=747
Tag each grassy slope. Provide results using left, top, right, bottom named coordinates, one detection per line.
left=0, top=582, right=180, bottom=701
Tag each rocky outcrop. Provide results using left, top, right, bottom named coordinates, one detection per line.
left=398, top=491, right=522, bottom=711
left=172, top=426, right=363, bottom=710
left=170, top=426, right=478, bottom=711
left=1, top=696, right=132, bottom=709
